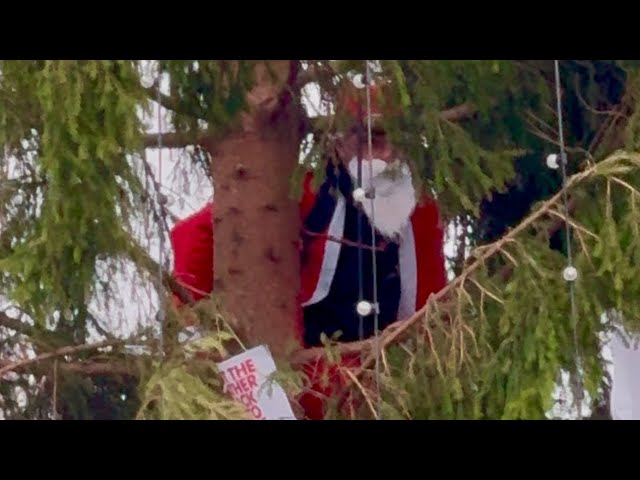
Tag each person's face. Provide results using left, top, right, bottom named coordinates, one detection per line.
left=336, top=130, right=394, bottom=163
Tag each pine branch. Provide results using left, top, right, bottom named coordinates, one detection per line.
left=307, top=102, right=477, bottom=134
left=142, top=131, right=208, bottom=149
left=302, top=229, right=386, bottom=252
left=126, top=234, right=195, bottom=305
left=144, top=85, right=207, bottom=121
left=1, top=311, right=140, bottom=378
left=0, top=311, right=35, bottom=338
left=145, top=86, right=180, bottom=113
left=141, top=101, right=476, bottom=150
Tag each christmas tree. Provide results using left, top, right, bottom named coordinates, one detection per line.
left=0, top=60, right=637, bottom=419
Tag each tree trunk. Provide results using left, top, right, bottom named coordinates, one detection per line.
left=207, top=61, right=303, bottom=358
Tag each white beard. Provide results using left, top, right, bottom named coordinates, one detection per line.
left=347, top=157, right=417, bottom=239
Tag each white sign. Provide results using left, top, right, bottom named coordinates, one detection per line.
left=217, top=345, right=296, bottom=420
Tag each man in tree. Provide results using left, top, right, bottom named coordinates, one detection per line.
left=169, top=83, right=447, bottom=419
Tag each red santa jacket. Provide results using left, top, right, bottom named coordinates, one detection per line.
left=169, top=171, right=447, bottom=419
left=170, top=172, right=446, bottom=316
left=297, top=172, right=446, bottom=323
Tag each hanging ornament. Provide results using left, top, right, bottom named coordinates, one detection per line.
left=356, top=300, right=375, bottom=317
left=352, top=74, right=366, bottom=89
left=353, top=187, right=366, bottom=204
left=546, top=153, right=560, bottom=170
left=563, top=266, right=578, bottom=282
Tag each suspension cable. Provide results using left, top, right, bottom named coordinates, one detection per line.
left=365, top=61, right=382, bottom=419
left=553, top=59, right=584, bottom=419
left=156, top=74, right=166, bottom=357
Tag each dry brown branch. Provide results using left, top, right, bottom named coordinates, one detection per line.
left=58, top=360, right=138, bottom=377
left=525, top=111, right=590, bottom=157
left=547, top=208, right=599, bottom=240
left=469, top=277, right=503, bottom=305
left=499, top=246, right=519, bottom=267
left=0, top=339, right=127, bottom=378
left=611, top=175, right=640, bottom=198
left=302, top=229, right=386, bottom=252
left=141, top=100, right=477, bottom=152
left=343, top=368, right=379, bottom=419
left=573, top=77, right=626, bottom=119
left=127, top=236, right=195, bottom=306
left=440, top=103, right=477, bottom=122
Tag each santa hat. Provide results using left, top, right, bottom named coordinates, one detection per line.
left=336, top=81, right=397, bottom=135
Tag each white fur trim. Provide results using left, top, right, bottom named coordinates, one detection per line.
left=398, top=221, right=417, bottom=321
left=300, top=195, right=346, bottom=307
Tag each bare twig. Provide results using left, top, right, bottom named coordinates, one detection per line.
left=144, top=85, right=207, bottom=122
left=143, top=131, right=208, bottom=150
left=127, top=234, right=195, bottom=306
left=469, top=277, right=503, bottom=305
left=574, top=77, right=626, bottom=119
left=0, top=339, right=127, bottom=378
left=308, top=102, right=478, bottom=135
left=302, top=229, right=386, bottom=252
left=499, top=246, right=519, bottom=267
left=440, top=103, right=477, bottom=122
left=343, top=368, right=379, bottom=420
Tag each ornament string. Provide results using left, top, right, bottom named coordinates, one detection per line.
left=553, top=59, right=584, bottom=419
left=156, top=75, right=166, bottom=357
left=364, top=61, right=382, bottom=420
left=357, top=139, right=365, bottom=345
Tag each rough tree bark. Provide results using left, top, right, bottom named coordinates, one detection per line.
left=205, top=61, right=303, bottom=358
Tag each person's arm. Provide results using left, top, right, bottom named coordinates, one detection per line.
left=169, top=202, right=215, bottom=307
left=299, top=171, right=317, bottom=222
left=412, top=199, right=447, bottom=310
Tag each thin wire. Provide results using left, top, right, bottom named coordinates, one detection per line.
left=156, top=75, right=166, bottom=357
left=357, top=145, right=365, bottom=346
left=365, top=61, right=382, bottom=419
left=554, top=59, right=584, bottom=419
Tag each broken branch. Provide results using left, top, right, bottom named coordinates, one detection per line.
left=0, top=339, right=128, bottom=378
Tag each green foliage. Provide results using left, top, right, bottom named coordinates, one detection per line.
left=0, top=61, right=145, bottom=336
left=137, top=359, right=249, bottom=420
left=334, top=153, right=639, bottom=420
left=158, top=60, right=257, bottom=136
left=3, top=60, right=640, bottom=420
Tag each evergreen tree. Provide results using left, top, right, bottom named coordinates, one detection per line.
left=0, top=60, right=638, bottom=419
